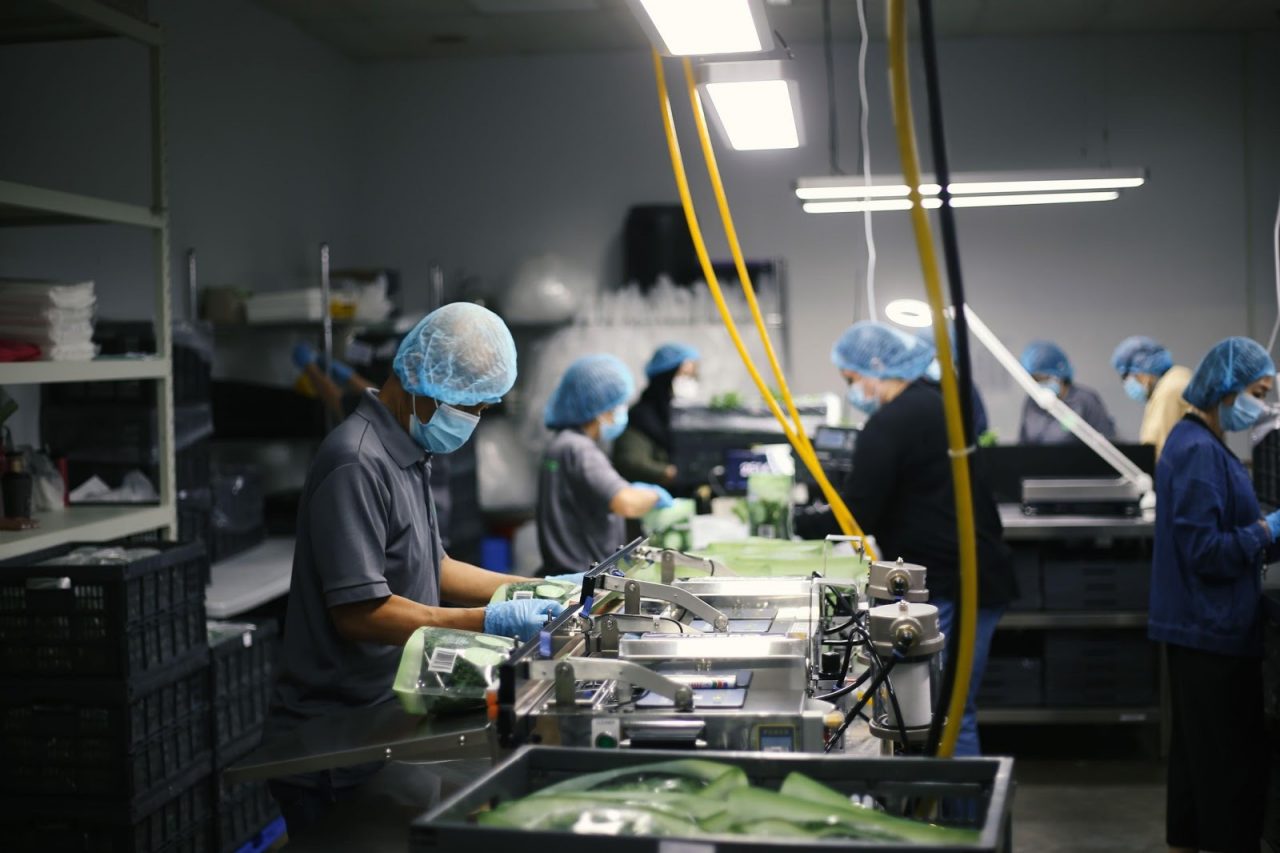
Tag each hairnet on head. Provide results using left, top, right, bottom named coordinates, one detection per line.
left=645, top=343, right=700, bottom=378
left=831, top=321, right=936, bottom=380
left=1020, top=341, right=1074, bottom=381
left=393, top=302, right=518, bottom=406
left=1183, top=336, right=1276, bottom=410
left=1110, top=336, right=1173, bottom=378
left=544, top=354, right=636, bottom=429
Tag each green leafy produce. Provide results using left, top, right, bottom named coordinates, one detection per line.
left=393, top=626, right=515, bottom=715
left=746, top=473, right=793, bottom=539
left=471, top=760, right=981, bottom=844
left=709, top=391, right=744, bottom=411
left=489, top=578, right=579, bottom=607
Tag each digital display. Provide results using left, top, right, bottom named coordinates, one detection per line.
left=757, top=726, right=794, bottom=752
left=723, top=449, right=771, bottom=493
left=814, top=427, right=854, bottom=451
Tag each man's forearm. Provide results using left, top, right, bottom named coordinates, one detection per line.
left=330, top=594, right=485, bottom=645
left=440, top=555, right=514, bottom=606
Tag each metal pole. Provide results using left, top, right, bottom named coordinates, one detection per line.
left=320, top=242, right=333, bottom=432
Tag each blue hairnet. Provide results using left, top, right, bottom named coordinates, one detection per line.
left=544, top=354, right=636, bottom=429
left=1020, top=341, right=1074, bottom=381
left=646, top=343, right=700, bottom=378
left=1183, top=336, right=1275, bottom=410
left=1110, top=336, right=1173, bottom=377
left=393, top=303, right=518, bottom=406
left=831, top=321, right=936, bottom=380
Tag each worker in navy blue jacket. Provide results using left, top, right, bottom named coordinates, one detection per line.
left=1151, top=336, right=1277, bottom=853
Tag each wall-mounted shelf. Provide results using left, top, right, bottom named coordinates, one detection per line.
left=0, top=0, right=161, bottom=46
left=0, top=504, right=175, bottom=561
left=0, top=178, right=164, bottom=229
left=0, top=357, right=169, bottom=385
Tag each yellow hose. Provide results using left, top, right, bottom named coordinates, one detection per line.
left=651, top=50, right=872, bottom=553
left=677, top=59, right=872, bottom=552
left=886, top=0, right=978, bottom=758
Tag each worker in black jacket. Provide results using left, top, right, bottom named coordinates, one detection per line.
left=800, top=321, right=1015, bottom=755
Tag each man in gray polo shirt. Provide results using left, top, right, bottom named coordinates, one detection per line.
left=267, top=303, right=577, bottom=836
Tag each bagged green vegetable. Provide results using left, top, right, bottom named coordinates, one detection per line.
left=489, top=577, right=579, bottom=607
left=746, top=472, right=793, bottom=539
left=643, top=498, right=696, bottom=552
left=393, top=626, right=515, bottom=715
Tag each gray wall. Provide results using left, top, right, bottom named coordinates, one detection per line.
left=348, top=32, right=1280, bottom=442
left=3, top=1, right=1278, bottom=450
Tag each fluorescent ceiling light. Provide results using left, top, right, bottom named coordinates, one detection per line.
left=696, top=60, right=802, bottom=151
left=628, top=0, right=773, bottom=56
left=802, top=191, right=1120, bottom=214
left=885, top=298, right=934, bottom=328
left=795, top=169, right=1145, bottom=201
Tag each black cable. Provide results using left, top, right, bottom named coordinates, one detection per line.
left=825, top=653, right=901, bottom=752
left=821, top=0, right=842, bottom=175
left=918, top=0, right=977, bottom=759
left=883, top=675, right=912, bottom=754
left=815, top=663, right=872, bottom=703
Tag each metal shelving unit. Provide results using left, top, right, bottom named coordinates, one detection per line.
left=978, top=707, right=1160, bottom=725
left=998, top=611, right=1148, bottom=630
left=0, top=0, right=174, bottom=560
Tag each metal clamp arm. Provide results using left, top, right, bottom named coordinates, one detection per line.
left=597, top=575, right=730, bottom=632
left=527, top=657, right=695, bottom=711
left=633, top=546, right=729, bottom=582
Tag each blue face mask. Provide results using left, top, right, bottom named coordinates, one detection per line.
left=1039, top=378, right=1063, bottom=398
left=410, top=398, right=481, bottom=454
left=847, top=382, right=880, bottom=416
left=1123, top=376, right=1148, bottom=403
left=601, top=405, right=628, bottom=441
left=925, top=360, right=942, bottom=382
left=1219, top=392, right=1264, bottom=432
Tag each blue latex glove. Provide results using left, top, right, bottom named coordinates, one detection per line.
left=484, top=598, right=565, bottom=642
left=292, top=341, right=355, bottom=384
left=546, top=572, right=586, bottom=587
left=633, top=482, right=675, bottom=509
left=1267, top=510, right=1280, bottom=541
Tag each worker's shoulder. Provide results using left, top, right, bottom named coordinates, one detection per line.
left=309, top=415, right=391, bottom=478
left=1068, top=383, right=1106, bottom=405
left=1161, top=418, right=1222, bottom=461
left=1154, top=366, right=1192, bottom=399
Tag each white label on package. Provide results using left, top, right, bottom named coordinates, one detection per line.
left=513, top=589, right=534, bottom=600
left=428, top=647, right=459, bottom=674
left=659, top=843, right=715, bottom=853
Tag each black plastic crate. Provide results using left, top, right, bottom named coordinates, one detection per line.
left=413, top=747, right=1014, bottom=852
left=178, top=440, right=212, bottom=492
left=43, top=402, right=160, bottom=466
left=1044, top=631, right=1157, bottom=707
left=215, top=778, right=281, bottom=853
left=3, top=772, right=213, bottom=853
left=0, top=655, right=212, bottom=805
left=0, top=542, right=209, bottom=682
left=1005, top=546, right=1042, bottom=612
left=208, top=621, right=277, bottom=768
left=1041, top=560, right=1150, bottom=611
left=976, top=657, right=1043, bottom=708
left=43, top=379, right=155, bottom=406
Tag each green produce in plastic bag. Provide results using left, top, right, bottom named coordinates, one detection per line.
left=643, top=498, right=696, bottom=553
left=531, top=759, right=748, bottom=798
left=746, top=472, right=792, bottom=540
left=393, top=627, right=515, bottom=715
left=489, top=577, right=579, bottom=607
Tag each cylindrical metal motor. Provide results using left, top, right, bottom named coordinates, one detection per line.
left=866, top=600, right=944, bottom=747
left=867, top=558, right=930, bottom=605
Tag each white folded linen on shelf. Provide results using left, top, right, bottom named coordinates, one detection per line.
left=0, top=278, right=96, bottom=311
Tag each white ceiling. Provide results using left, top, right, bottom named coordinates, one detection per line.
left=249, top=0, right=1280, bottom=61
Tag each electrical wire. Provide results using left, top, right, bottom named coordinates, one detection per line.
left=815, top=663, right=872, bottom=703
left=649, top=51, right=877, bottom=556
left=916, top=0, right=978, bottom=756
left=821, top=0, right=842, bottom=176
left=825, top=652, right=901, bottom=751
left=887, top=0, right=979, bottom=759
left=1266, top=196, right=1280, bottom=354
left=855, top=0, right=879, bottom=321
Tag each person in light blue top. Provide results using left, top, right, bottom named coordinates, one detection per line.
left=1151, top=336, right=1276, bottom=853
left=1017, top=340, right=1115, bottom=444
left=538, top=354, right=674, bottom=575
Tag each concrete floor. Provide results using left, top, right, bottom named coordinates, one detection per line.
left=1012, top=760, right=1165, bottom=853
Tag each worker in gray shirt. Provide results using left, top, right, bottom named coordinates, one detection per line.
left=537, top=354, right=675, bottom=574
left=1017, top=340, right=1116, bottom=445
left=267, top=303, right=577, bottom=837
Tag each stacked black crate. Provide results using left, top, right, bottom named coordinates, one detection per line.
left=0, top=542, right=214, bottom=851
left=207, top=621, right=283, bottom=853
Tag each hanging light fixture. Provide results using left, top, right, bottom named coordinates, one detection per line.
left=695, top=59, right=803, bottom=151
left=795, top=168, right=1145, bottom=212
left=624, top=0, right=774, bottom=56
